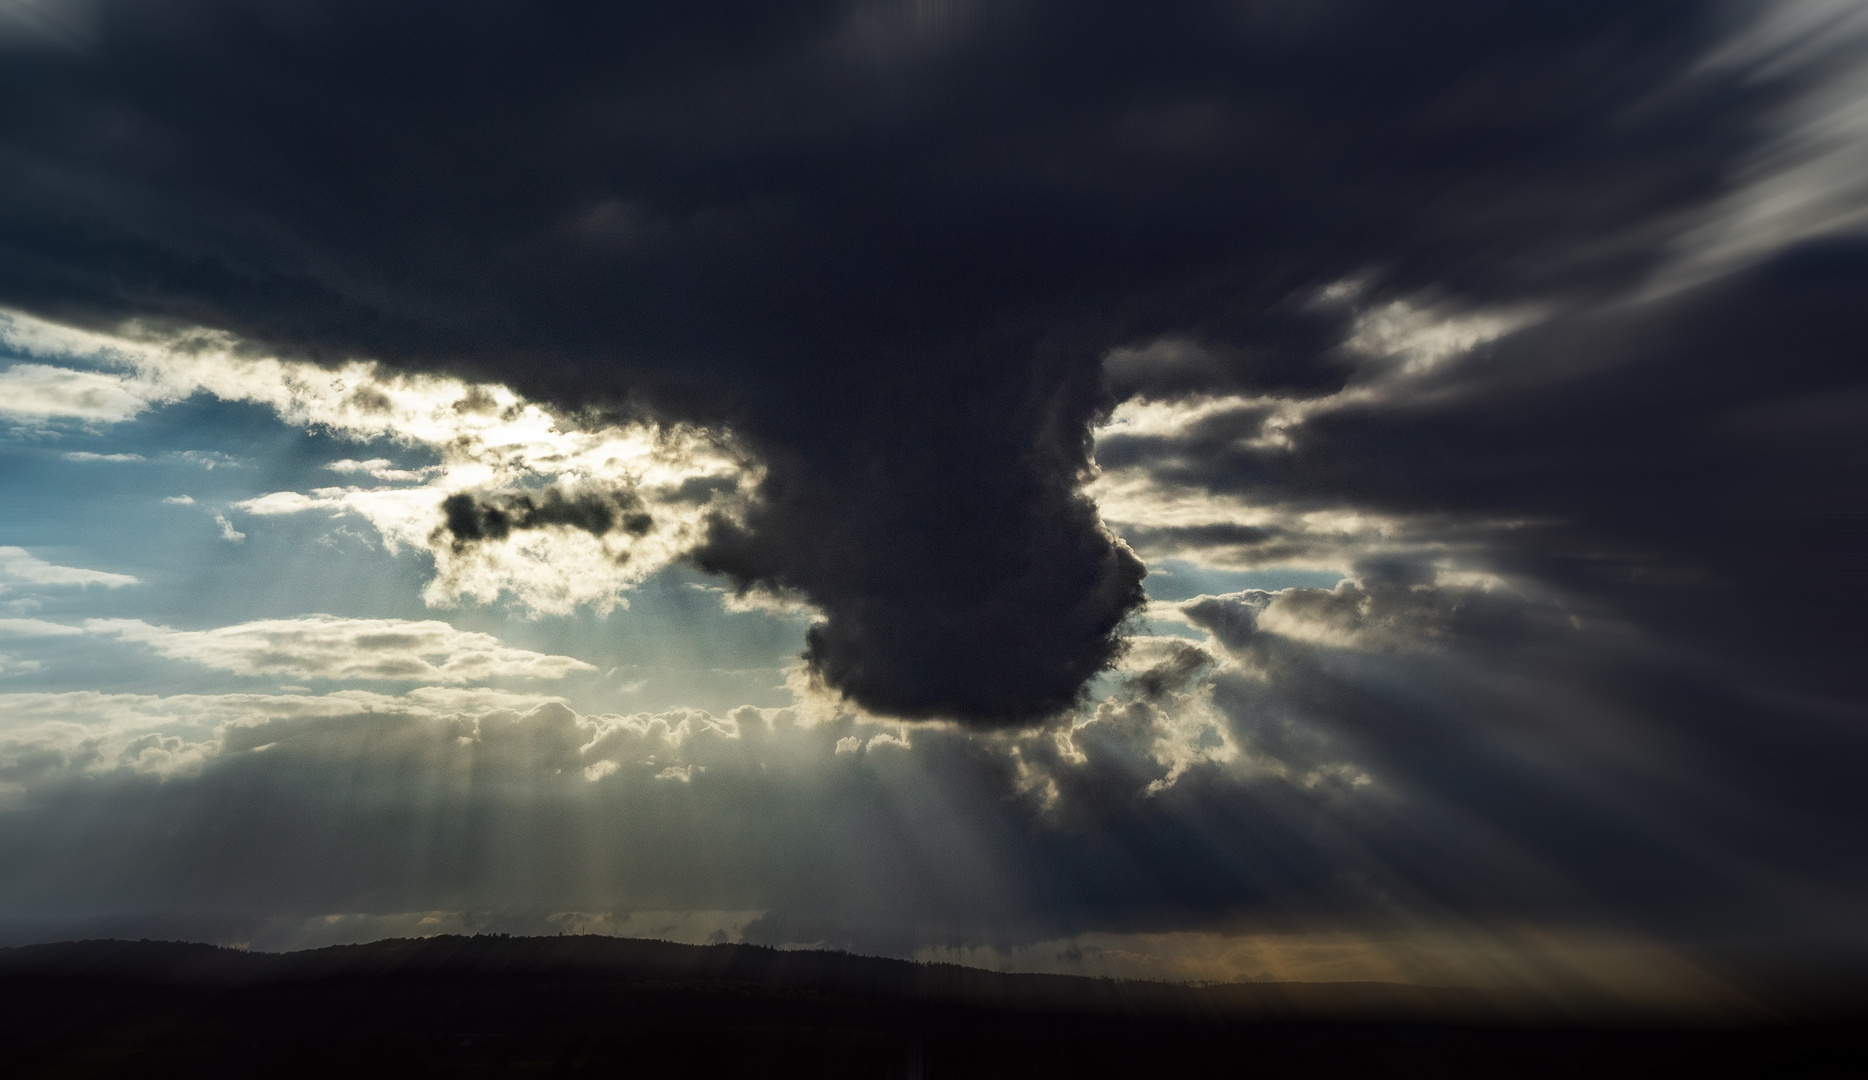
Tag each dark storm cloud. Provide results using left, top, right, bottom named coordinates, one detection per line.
left=1092, top=247, right=1868, bottom=947
left=0, top=0, right=1774, bottom=724
left=1113, top=243, right=1868, bottom=706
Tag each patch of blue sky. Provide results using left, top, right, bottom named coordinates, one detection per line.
left=1135, top=618, right=1208, bottom=644
left=444, top=563, right=811, bottom=715
left=1, top=395, right=437, bottom=619
left=0, top=385, right=813, bottom=716
left=1139, top=559, right=1343, bottom=603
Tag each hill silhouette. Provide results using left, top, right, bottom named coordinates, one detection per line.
left=0, top=935, right=1856, bottom=1077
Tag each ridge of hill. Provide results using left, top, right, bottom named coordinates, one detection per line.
left=0, top=933, right=1521, bottom=1021
left=2, top=936, right=1861, bottom=1077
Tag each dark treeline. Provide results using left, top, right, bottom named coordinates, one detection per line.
left=2, top=936, right=1862, bottom=1077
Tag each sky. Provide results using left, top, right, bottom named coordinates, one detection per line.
left=0, top=0, right=1864, bottom=1009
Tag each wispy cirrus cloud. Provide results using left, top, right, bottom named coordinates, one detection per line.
left=85, top=615, right=597, bottom=684
left=0, top=363, right=154, bottom=424
left=0, top=546, right=137, bottom=593
left=0, top=617, right=83, bottom=637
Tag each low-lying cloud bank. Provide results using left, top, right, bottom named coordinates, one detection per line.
left=2, top=564, right=1857, bottom=981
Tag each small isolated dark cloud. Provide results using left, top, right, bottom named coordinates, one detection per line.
left=439, top=489, right=653, bottom=549
left=0, top=0, right=1779, bottom=724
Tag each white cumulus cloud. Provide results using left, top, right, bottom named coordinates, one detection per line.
left=1, top=308, right=757, bottom=617
left=324, top=457, right=440, bottom=482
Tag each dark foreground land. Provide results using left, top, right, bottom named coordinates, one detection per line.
left=0, top=936, right=1859, bottom=1078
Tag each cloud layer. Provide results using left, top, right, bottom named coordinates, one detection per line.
left=0, top=0, right=1801, bottom=724
left=2, top=573, right=1858, bottom=981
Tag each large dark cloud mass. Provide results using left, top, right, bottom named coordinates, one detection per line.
left=0, top=0, right=1798, bottom=724
left=1115, top=244, right=1868, bottom=702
